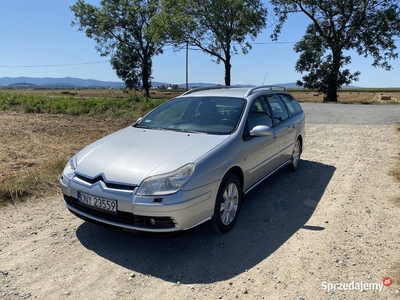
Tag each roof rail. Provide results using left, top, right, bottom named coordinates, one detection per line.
left=244, top=85, right=287, bottom=97
left=181, top=85, right=234, bottom=96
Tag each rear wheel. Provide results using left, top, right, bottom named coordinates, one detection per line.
left=290, top=138, right=302, bottom=171
left=212, top=174, right=242, bottom=233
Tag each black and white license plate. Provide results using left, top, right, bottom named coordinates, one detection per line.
left=78, top=191, right=117, bottom=213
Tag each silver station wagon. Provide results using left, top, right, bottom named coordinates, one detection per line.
left=60, top=85, right=306, bottom=234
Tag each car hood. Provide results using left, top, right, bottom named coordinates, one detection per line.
left=74, top=126, right=229, bottom=185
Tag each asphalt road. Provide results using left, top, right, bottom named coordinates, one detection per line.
left=301, top=103, right=400, bottom=125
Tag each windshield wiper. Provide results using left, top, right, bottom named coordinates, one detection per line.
left=173, top=129, right=206, bottom=134
left=134, top=124, right=166, bottom=131
left=135, top=124, right=206, bottom=134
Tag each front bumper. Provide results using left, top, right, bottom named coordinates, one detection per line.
left=60, top=176, right=219, bottom=233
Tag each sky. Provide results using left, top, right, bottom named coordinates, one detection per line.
left=1, top=0, right=399, bottom=88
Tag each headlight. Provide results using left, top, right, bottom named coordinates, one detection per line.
left=136, top=163, right=195, bottom=196
left=62, top=155, right=78, bottom=180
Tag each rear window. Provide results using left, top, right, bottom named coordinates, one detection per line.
left=278, top=94, right=303, bottom=115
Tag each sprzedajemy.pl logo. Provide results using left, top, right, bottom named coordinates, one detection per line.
left=322, top=277, right=393, bottom=293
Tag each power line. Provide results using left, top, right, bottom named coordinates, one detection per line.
left=2, top=38, right=399, bottom=68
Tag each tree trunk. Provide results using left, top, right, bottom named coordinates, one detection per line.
left=325, top=82, right=338, bottom=101
left=142, top=58, right=151, bottom=98
left=325, top=45, right=341, bottom=102
left=224, top=54, right=231, bottom=86
left=142, top=76, right=150, bottom=98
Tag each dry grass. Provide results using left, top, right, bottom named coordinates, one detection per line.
left=291, top=91, right=400, bottom=104
left=1, top=88, right=181, bottom=100
left=6, top=88, right=400, bottom=102
left=0, top=111, right=125, bottom=204
left=2, top=88, right=400, bottom=103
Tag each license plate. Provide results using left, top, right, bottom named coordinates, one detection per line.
left=78, top=191, right=117, bottom=213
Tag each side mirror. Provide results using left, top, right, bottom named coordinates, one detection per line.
left=132, top=117, right=143, bottom=127
left=249, top=125, right=273, bottom=137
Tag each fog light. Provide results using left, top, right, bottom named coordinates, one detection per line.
left=145, top=218, right=156, bottom=228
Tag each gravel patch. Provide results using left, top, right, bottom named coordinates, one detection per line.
left=301, top=103, right=400, bottom=125
left=1, top=111, right=399, bottom=299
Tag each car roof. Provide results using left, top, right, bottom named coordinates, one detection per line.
left=180, top=85, right=288, bottom=99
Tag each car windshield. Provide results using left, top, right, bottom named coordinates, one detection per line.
left=135, top=96, right=246, bottom=134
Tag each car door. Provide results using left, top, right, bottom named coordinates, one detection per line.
left=265, top=94, right=296, bottom=164
left=240, top=96, right=281, bottom=190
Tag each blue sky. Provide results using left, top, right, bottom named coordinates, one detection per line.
left=1, top=0, right=399, bottom=87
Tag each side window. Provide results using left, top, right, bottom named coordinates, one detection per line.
left=266, top=94, right=289, bottom=125
left=246, top=97, right=273, bottom=131
left=278, top=93, right=302, bottom=115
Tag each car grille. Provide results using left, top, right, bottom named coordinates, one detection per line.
left=75, top=174, right=137, bottom=191
left=63, top=195, right=175, bottom=229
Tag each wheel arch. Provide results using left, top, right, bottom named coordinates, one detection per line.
left=296, top=134, right=304, bottom=154
left=225, top=166, right=244, bottom=194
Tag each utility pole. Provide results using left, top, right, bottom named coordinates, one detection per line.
left=186, top=41, right=189, bottom=91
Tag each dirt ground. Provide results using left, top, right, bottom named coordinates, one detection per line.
left=1, top=112, right=399, bottom=299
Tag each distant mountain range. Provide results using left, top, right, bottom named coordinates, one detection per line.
left=0, top=76, right=358, bottom=89
left=0, top=77, right=126, bottom=88
left=0, top=76, right=303, bottom=89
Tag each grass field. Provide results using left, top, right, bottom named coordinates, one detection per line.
left=2, top=87, right=399, bottom=104
left=0, top=89, right=166, bottom=120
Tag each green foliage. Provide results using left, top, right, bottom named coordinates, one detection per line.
left=153, top=0, right=267, bottom=86
left=0, top=92, right=166, bottom=119
left=294, top=26, right=361, bottom=94
left=70, top=0, right=164, bottom=96
left=271, top=0, right=400, bottom=101
left=110, top=45, right=142, bottom=90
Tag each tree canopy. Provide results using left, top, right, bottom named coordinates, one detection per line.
left=153, top=0, right=267, bottom=86
left=70, top=0, right=163, bottom=96
left=271, top=0, right=400, bottom=101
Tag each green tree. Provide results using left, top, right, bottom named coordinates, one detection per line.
left=70, top=0, right=163, bottom=97
left=271, top=0, right=400, bottom=101
left=110, top=44, right=142, bottom=90
left=153, top=0, right=267, bottom=86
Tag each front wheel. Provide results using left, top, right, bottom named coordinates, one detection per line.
left=290, top=138, right=302, bottom=171
left=212, top=174, right=242, bottom=233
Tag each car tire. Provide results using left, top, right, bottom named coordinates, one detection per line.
left=290, top=138, right=302, bottom=171
left=212, top=174, right=242, bottom=233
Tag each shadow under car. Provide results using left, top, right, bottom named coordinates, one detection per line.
left=75, top=159, right=335, bottom=284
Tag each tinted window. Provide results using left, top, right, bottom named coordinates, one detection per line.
left=278, top=93, right=302, bottom=115
left=246, top=97, right=273, bottom=130
left=265, top=94, right=289, bottom=125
